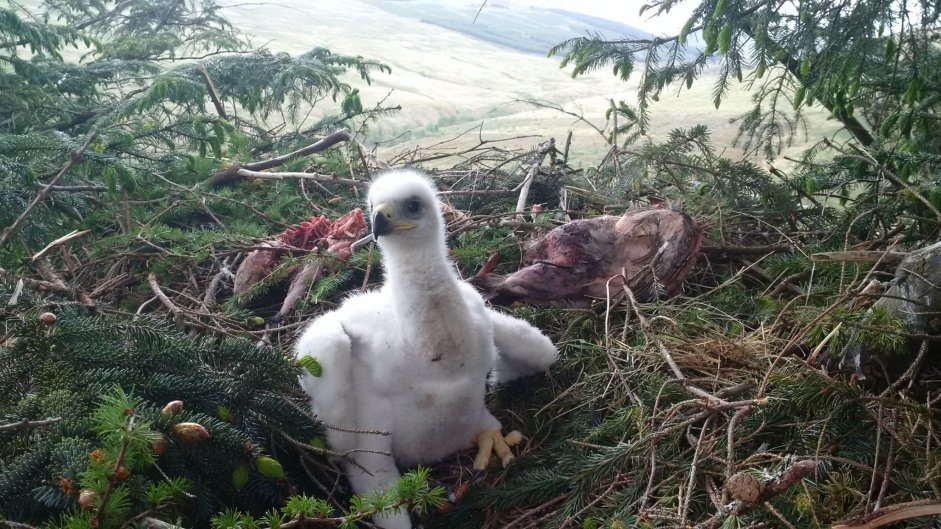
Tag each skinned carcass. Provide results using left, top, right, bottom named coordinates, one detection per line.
left=468, top=208, right=702, bottom=305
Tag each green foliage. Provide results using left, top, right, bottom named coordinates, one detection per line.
left=549, top=0, right=941, bottom=241
left=0, top=0, right=393, bottom=275
left=2, top=1, right=939, bottom=529
left=208, top=468, right=444, bottom=529
left=0, top=281, right=323, bottom=525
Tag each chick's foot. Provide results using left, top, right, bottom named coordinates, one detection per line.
left=473, top=430, right=522, bottom=470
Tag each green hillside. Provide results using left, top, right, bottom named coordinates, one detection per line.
left=222, top=0, right=836, bottom=168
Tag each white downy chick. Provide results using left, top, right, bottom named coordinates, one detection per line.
left=296, top=169, right=556, bottom=529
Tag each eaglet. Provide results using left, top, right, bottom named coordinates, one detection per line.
left=296, top=169, right=558, bottom=529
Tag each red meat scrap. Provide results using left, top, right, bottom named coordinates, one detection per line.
left=232, top=209, right=368, bottom=316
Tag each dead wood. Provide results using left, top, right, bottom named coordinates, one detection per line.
left=812, top=250, right=909, bottom=264
left=833, top=500, right=941, bottom=529
left=207, top=129, right=353, bottom=187
left=515, top=138, right=555, bottom=217
left=196, top=63, right=227, bottom=119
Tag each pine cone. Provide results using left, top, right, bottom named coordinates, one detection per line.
left=173, top=422, right=209, bottom=443
left=161, top=400, right=183, bottom=415
left=78, top=488, right=98, bottom=509
left=151, top=436, right=168, bottom=455
left=727, top=472, right=762, bottom=503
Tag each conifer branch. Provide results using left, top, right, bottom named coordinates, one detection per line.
left=94, top=415, right=136, bottom=528
left=0, top=129, right=99, bottom=250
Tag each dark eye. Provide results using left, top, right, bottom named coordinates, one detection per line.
left=405, top=198, right=421, bottom=214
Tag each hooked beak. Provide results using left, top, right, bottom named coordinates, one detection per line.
left=371, top=202, right=417, bottom=239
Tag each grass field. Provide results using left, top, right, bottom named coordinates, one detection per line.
left=221, top=0, right=840, bottom=169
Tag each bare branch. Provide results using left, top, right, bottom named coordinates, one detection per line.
left=0, top=417, right=62, bottom=432
left=208, top=129, right=353, bottom=186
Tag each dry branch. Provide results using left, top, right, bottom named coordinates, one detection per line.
left=515, top=138, right=555, bottom=217
left=833, top=501, right=941, bottom=529
left=702, top=244, right=794, bottom=255
left=208, top=129, right=353, bottom=186
left=31, top=230, right=91, bottom=263
left=196, top=63, right=227, bottom=119
left=147, top=273, right=182, bottom=317
left=811, top=250, right=908, bottom=264
left=697, top=460, right=817, bottom=529
left=0, top=417, right=61, bottom=432
left=0, top=268, right=72, bottom=295
left=232, top=169, right=366, bottom=187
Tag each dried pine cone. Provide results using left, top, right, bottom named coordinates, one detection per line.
left=727, top=472, right=762, bottom=503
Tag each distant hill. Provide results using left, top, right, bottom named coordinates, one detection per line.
left=222, top=0, right=829, bottom=169
left=363, top=1, right=653, bottom=54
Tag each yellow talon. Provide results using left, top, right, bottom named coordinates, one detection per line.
left=473, top=430, right=523, bottom=470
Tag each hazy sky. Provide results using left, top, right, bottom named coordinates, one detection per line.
left=490, top=0, right=696, bottom=35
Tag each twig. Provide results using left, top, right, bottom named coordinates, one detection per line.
left=560, top=475, right=624, bottom=528
left=807, top=322, right=842, bottom=365
left=833, top=501, right=941, bottom=529
left=31, top=230, right=91, bottom=262
left=233, top=168, right=366, bottom=187
left=0, top=417, right=62, bottom=432
left=0, top=267, right=72, bottom=294
left=208, top=129, right=352, bottom=186
left=702, top=244, right=793, bottom=255
left=0, top=521, right=40, bottom=529
left=33, top=183, right=106, bottom=193
left=880, top=340, right=929, bottom=396
left=875, top=426, right=896, bottom=511
left=724, top=407, right=755, bottom=504
left=196, top=63, right=227, bottom=119
left=847, top=143, right=941, bottom=223
left=811, top=251, right=908, bottom=264
left=622, top=284, right=730, bottom=404
left=515, top=138, right=555, bottom=218
left=865, top=403, right=884, bottom=513
left=622, top=285, right=682, bottom=380
left=681, top=417, right=712, bottom=525
left=361, top=242, right=375, bottom=289
left=0, top=129, right=100, bottom=249
left=202, top=263, right=233, bottom=307
left=147, top=273, right=181, bottom=317
left=278, top=395, right=390, bottom=436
